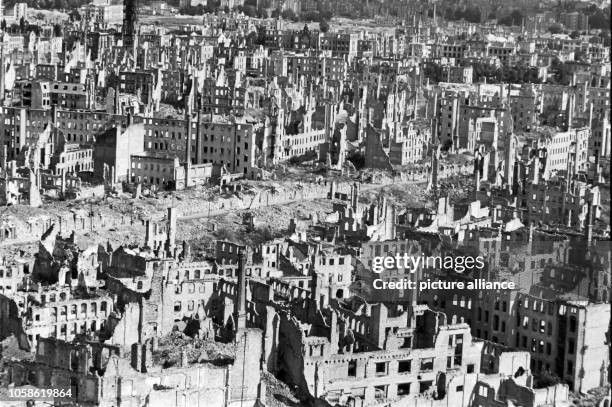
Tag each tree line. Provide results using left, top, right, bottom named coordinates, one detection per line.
left=442, top=6, right=482, bottom=23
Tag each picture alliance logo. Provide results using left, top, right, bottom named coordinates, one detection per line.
left=371, top=254, right=486, bottom=274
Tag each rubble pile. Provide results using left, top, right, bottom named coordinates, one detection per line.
left=262, top=372, right=305, bottom=407
left=152, top=332, right=235, bottom=368
left=570, top=387, right=611, bottom=407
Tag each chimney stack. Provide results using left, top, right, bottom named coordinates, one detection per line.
left=145, top=219, right=154, bottom=248
left=351, top=182, right=359, bottom=212
left=585, top=200, right=593, bottom=244
left=184, top=75, right=195, bottom=188
left=235, top=246, right=247, bottom=331
left=166, top=207, right=177, bottom=256
left=566, top=93, right=574, bottom=130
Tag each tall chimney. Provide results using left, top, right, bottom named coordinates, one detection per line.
left=166, top=207, right=177, bottom=256
left=145, top=219, right=154, bottom=248
left=235, top=247, right=247, bottom=331
left=114, top=86, right=120, bottom=115
left=351, top=182, right=359, bottom=212
left=512, top=161, right=520, bottom=196
left=593, top=153, right=599, bottom=184
left=195, top=110, right=202, bottom=164
left=0, top=45, right=5, bottom=101
left=184, top=75, right=195, bottom=188
left=585, top=200, right=593, bottom=244
left=566, top=93, right=574, bottom=130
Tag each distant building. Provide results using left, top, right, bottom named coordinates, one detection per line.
left=446, top=65, right=473, bottom=84
left=559, top=12, right=589, bottom=31
left=79, top=3, right=123, bottom=26
left=130, top=153, right=212, bottom=189
left=30, top=81, right=92, bottom=110
left=13, top=3, right=27, bottom=21
left=93, top=122, right=145, bottom=183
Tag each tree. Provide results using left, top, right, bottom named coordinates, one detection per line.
left=569, top=30, right=580, bottom=39
left=251, top=27, right=266, bottom=46
left=53, top=23, right=63, bottom=37
left=462, top=6, right=481, bottom=23
left=281, top=9, right=298, bottom=21
left=0, top=20, right=5, bottom=30
left=319, top=19, right=330, bottom=33
left=69, top=9, right=81, bottom=21
left=423, top=62, right=444, bottom=83
left=574, top=49, right=586, bottom=62
left=444, top=7, right=454, bottom=20
left=587, top=8, right=610, bottom=29
left=498, top=10, right=523, bottom=26
left=548, top=24, right=563, bottom=34
left=319, top=9, right=332, bottom=20
left=179, top=4, right=207, bottom=15
left=549, top=58, right=573, bottom=85
left=301, top=11, right=319, bottom=21
left=32, top=25, right=41, bottom=35
left=243, top=5, right=257, bottom=17
left=533, top=371, right=561, bottom=389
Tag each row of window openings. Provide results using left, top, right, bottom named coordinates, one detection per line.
left=47, top=320, right=103, bottom=337
left=174, top=300, right=199, bottom=312
left=367, top=379, right=461, bottom=399
left=147, top=143, right=248, bottom=154
left=42, top=303, right=108, bottom=321
left=346, top=357, right=473, bottom=378
left=518, top=335, right=576, bottom=356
